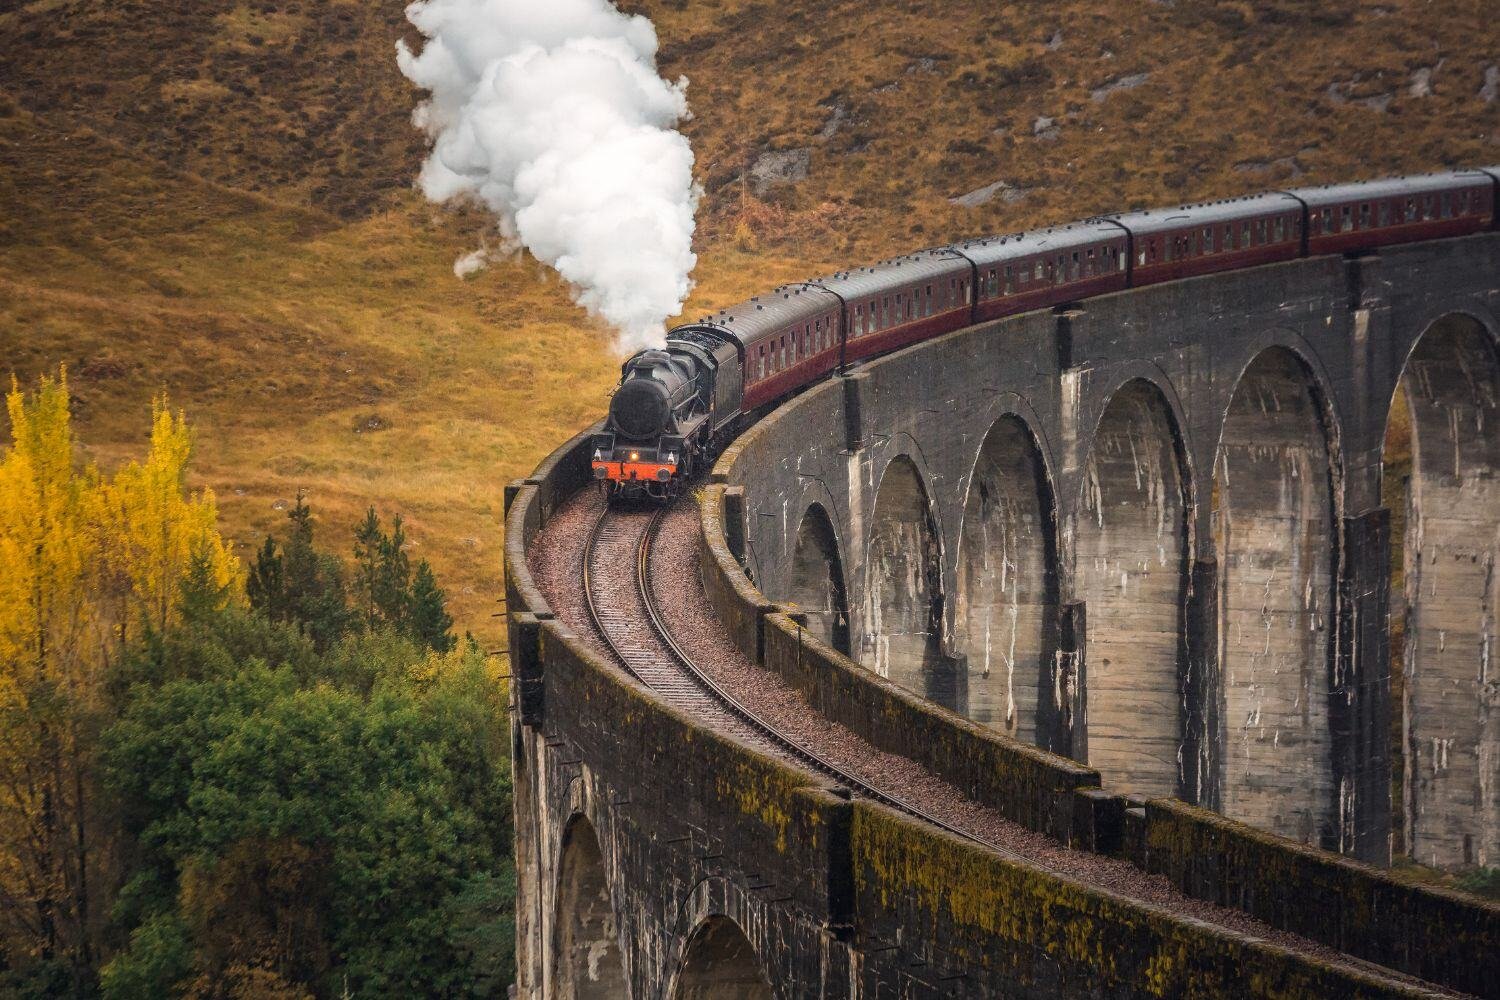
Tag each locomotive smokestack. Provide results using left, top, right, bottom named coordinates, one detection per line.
left=397, top=0, right=700, bottom=352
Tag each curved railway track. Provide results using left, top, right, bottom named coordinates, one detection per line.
left=562, top=489, right=1464, bottom=996
left=582, top=497, right=1030, bottom=865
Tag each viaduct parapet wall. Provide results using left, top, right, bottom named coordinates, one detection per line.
left=720, top=233, right=1500, bottom=868
left=507, top=234, right=1500, bottom=998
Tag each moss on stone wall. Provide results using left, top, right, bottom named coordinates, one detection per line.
left=851, top=801, right=1431, bottom=998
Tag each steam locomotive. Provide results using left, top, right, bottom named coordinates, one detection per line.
left=594, top=168, right=1500, bottom=499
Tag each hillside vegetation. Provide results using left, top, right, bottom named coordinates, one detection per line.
left=1, top=0, right=1495, bottom=640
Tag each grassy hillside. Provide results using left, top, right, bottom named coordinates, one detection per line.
left=1, top=0, right=1495, bottom=641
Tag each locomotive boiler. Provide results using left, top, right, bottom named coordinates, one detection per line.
left=592, top=329, right=742, bottom=499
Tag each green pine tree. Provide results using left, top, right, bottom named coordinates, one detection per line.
left=256, top=493, right=351, bottom=650
left=373, top=513, right=411, bottom=631
left=407, top=560, right=454, bottom=653
left=352, top=506, right=383, bottom=630
left=178, top=545, right=232, bottom=625
left=246, top=535, right=285, bottom=621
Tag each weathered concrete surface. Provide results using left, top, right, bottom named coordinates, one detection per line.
left=1076, top=380, right=1188, bottom=800
left=785, top=504, right=850, bottom=656
left=510, top=402, right=1500, bottom=999
left=1214, top=347, right=1336, bottom=847
left=1397, top=313, right=1500, bottom=868
left=724, top=233, right=1500, bottom=864
left=955, top=415, right=1056, bottom=746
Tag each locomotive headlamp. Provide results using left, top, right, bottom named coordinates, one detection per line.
left=630, top=451, right=640, bottom=461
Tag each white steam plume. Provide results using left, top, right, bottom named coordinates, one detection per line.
left=397, top=0, right=700, bottom=351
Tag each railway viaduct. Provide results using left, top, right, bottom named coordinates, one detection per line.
left=506, top=232, right=1500, bottom=998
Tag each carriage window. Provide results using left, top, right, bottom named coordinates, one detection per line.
left=1440, top=193, right=1451, bottom=218
left=1359, top=203, right=1370, bottom=228
left=1379, top=202, right=1390, bottom=226
left=1272, top=217, right=1284, bottom=242
left=1321, top=208, right=1332, bottom=233
left=1201, top=227, right=1213, bottom=253
left=1339, top=206, right=1351, bottom=232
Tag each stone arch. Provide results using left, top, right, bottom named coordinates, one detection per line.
left=670, top=916, right=773, bottom=1000
left=554, top=815, right=628, bottom=999
left=1384, top=311, right=1500, bottom=869
left=1075, top=379, right=1191, bottom=799
left=787, top=503, right=851, bottom=655
left=865, top=455, right=949, bottom=707
left=953, top=414, right=1057, bottom=745
left=1213, top=346, right=1339, bottom=846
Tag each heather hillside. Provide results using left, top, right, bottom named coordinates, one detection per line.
left=1, top=0, right=1495, bottom=639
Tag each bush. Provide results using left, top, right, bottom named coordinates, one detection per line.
left=102, top=618, right=514, bottom=997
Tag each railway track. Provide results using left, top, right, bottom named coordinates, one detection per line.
left=563, top=491, right=1463, bottom=995
left=582, top=498, right=1030, bottom=865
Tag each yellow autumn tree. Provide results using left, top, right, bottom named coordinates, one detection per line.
left=0, top=368, right=238, bottom=989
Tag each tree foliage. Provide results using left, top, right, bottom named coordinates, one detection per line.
left=0, top=370, right=237, bottom=996
left=253, top=502, right=454, bottom=654
left=100, top=632, right=512, bottom=997
left=0, top=372, right=511, bottom=997
left=246, top=496, right=352, bottom=652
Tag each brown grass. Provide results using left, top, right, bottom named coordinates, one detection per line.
left=0, top=0, right=1495, bottom=642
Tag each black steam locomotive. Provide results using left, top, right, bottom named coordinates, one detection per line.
left=594, top=167, right=1500, bottom=500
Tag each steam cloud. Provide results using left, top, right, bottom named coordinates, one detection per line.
left=397, top=0, right=700, bottom=351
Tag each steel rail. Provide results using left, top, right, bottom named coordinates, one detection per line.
left=577, top=497, right=1461, bottom=996
left=623, top=499, right=1029, bottom=864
